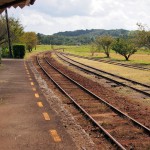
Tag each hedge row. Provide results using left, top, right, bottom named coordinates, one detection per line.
left=12, top=44, right=25, bottom=58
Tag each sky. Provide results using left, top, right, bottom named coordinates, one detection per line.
left=4, top=0, right=150, bottom=35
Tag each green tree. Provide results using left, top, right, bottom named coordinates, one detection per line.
left=0, top=17, right=7, bottom=45
left=136, top=23, right=150, bottom=50
left=90, top=42, right=97, bottom=56
left=51, top=44, right=54, bottom=49
left=112, top=38, right=137, bottom=61
left=21, top=32, right=37, bottom=52
left=95, top=35, right=114, bottom=58
left=0, top=16, right=24, bottom=46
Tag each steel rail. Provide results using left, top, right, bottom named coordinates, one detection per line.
left=44, top=55, right=150, bottom=135
left=37, top=54, right=150, bottom=147
left=56, top=52, right=150, bottom=97
left=36, top=55, right=126, bottom=150
left=58, top=52, right=150, bottom=88
left=61, top=51, right=150, bottom=71
left=37, top=54, right=150, bottom=149
left=38, top=53, right=150, bottom=134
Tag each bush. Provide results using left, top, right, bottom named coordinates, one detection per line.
left=13, top=44, right=25, bottom=58
left=1, top=48, right=9, bottom=58
left=112, top=38, right=137, bottom=61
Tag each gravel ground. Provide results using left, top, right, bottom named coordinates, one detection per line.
left=28, top=59, right=96, bottom=150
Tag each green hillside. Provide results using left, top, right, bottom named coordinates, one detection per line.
left=37, top=29, right=130, bottom=45
left=54, top=29, right=129, bottom=37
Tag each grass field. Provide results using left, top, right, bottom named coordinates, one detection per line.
left=55, top=45, right=150, bottom=65
left=25, top=45, right=52, bottom=59
left=26, top=44, right=150, bottom=65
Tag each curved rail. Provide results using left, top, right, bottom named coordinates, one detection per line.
left=36, top=55, right=126, bottom=150
left=44, top=55, right=150, bottom=134
left=56, top=52, right=150, bottom=97
left=36, top=54, right=150, bottom=149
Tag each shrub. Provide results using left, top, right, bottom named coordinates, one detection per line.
left=112, top=38, right=137, bottom=61
left=1, top=48, right=9, bottom=58
left=13, top=44, right=25, bottom=58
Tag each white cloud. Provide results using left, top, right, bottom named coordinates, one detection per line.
left=30, top=0, right=93, bottom=17
left=6, top=0, right=150, bottom=34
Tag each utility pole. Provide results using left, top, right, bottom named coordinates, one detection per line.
left=5, top=9, right=13, bottom=58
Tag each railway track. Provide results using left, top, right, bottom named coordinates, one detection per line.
left=60, top=51, right=150, bottom=71
left=36, top=53, right=150, bottom=150
left=55, top=52, right=150, bottom=97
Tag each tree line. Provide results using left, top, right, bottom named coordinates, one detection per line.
left=90, top=24, right=150, bottom=60
left=37, top=33, right=94, bottom=45
left=0, top=15, right=150, bottom=61
left=37, top=29, right=129, bottom=45
left=0, top=15, right=37, bottom=57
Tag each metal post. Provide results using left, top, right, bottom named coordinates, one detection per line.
left=5, top=9, right=13, bottom=58
left=0, top=47, right=2, bottom=64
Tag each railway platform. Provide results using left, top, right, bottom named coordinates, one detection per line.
left=0, top=59, right=78, bottom=150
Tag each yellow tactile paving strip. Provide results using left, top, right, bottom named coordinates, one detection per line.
left=37, top=102, right=44, bottom=108
left=43, top=112, right=51, bottom=121
left=50, top=130, right=61, bottom=142
left=25, top=62, right=62, bottom=143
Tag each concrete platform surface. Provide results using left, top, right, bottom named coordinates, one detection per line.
left=0, top=59, right=77, bottom=150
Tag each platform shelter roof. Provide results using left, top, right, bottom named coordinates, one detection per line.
left=0, top=0, right=36, bottom=13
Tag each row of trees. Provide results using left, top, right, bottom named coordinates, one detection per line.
left=90, top=24, right=150, bottom=60
left=37, top=29, right=129, bottom=45
left=37, top=33, right=94, bottom=45
left=1, top=14, right=149, bottom=61
left=0, top=15, right=37, bottom=58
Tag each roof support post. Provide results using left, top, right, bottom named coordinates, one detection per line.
left=5, top=9, right=13, bottom=58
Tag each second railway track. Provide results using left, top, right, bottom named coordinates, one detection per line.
left=56, top=51, right=150, bottom=97
left=36, top=53, right=150, bottom=150
left=60, top=52, right=150, bottom=71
